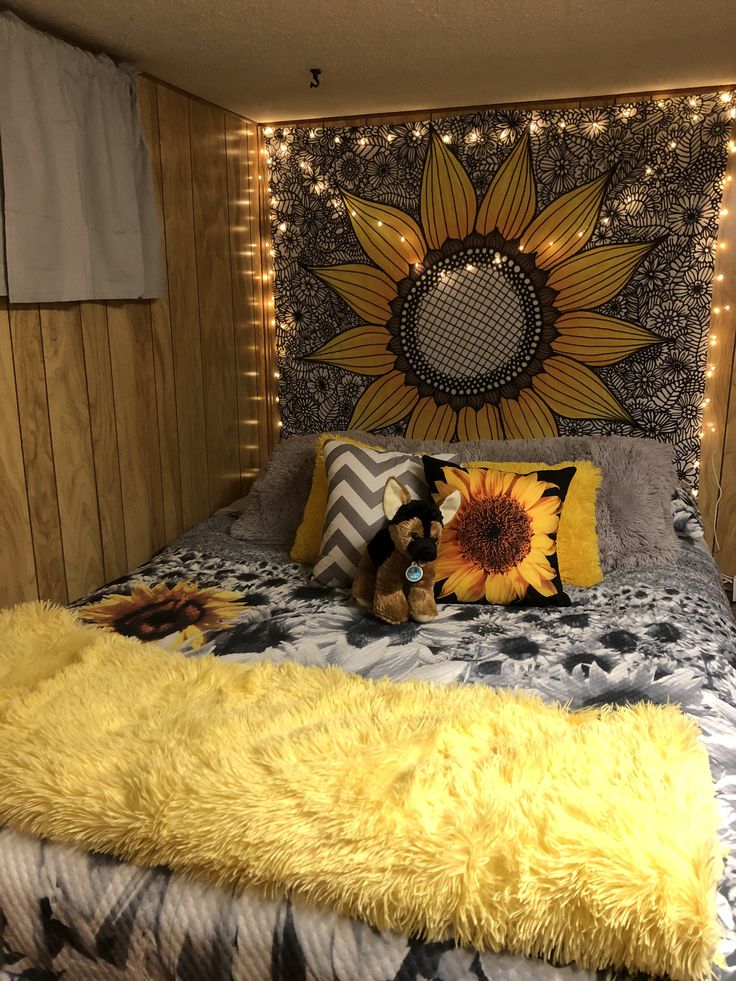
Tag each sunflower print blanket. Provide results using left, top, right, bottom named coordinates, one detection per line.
left=1, top=505, right=735, bottom=981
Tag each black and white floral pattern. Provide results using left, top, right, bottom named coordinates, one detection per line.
left=1, top=508, right=734, bottom=980
left=267, top=95, right=731, bottom=486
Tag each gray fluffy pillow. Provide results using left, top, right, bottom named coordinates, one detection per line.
left=230, top=432, right=681, bottom=574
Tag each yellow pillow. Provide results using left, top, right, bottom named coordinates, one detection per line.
left=291, top=434, right=375, bottom=564
left=467, top=460, right=603, bottom=587
left=292, top=438, right=603, bottom=588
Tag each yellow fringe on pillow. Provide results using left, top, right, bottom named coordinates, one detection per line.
left=0, top=603, right=723, bottom=980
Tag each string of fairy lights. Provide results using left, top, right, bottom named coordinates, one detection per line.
left=260, top=93, right=736, bottom=508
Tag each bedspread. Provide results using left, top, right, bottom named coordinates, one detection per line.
left=1, top=507, right=735, bottom=981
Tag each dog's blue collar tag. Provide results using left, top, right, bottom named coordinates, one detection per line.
left=405, top=562, right=424, bottom=583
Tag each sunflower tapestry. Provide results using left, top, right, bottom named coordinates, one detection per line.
left=266, top=96, right=732, bottom=483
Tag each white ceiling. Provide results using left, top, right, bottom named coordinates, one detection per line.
left=4, top=0, right=736, bottom=122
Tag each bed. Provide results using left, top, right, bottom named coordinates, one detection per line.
left=1, top=436, right=735, bottom=981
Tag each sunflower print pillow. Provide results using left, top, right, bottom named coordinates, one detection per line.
left=423, top=457, right=576, bottom=607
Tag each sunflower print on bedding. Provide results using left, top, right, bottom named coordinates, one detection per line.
left=76, top=580, right=249, bottom=651
left=423, top=456, right=575, bottom=606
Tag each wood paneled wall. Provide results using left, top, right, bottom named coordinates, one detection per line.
left=0, top=77, right=276, bottom=609
left=265, top=85, right=736, bottom=575
left=701, top=136, right=736, bottom=575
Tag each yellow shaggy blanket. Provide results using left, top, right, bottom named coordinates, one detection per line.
left=0, top=603, right=723, bottom=980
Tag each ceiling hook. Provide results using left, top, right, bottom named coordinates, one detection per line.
left=309, top=68, right=321, bottom=89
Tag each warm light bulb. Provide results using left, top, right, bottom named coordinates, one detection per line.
left=442, top=134, right=452, bottom=144
left=263, top=126, right=274, bottom=137
left=278, top=222, right=287, bottom=231
left=720, top=92, right=733, bottom=103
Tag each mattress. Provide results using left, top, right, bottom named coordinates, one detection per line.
left=1, top=505, right=735, bottom=980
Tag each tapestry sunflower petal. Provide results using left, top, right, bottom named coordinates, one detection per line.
left=310, top=264, right=396, bottom=323
left=457, top=404, right=503, bottom=441
left=342, top=191, right=426, bottom=282
left=406, top=398, right=457, bottom=441
left=532, top=356, right=632, bottom=421
left=520, top=174, right=609, bottom=270
left=551, top=313, right=663, bottom=366
left=500, top=390, right=558, bottom=438
left=420, top=133, right=476, bottom=249
left=305, top=326, right=394, bottom=375
left=348, top=370, right=419, bottom=431
left=547, top=242, right=653, bottom=311
left=476, top=132, right=536, bottom=239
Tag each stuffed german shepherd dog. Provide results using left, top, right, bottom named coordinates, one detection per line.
left=352, top=477, right=461, bottom=625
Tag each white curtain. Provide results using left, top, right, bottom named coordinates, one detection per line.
left=0, top=12, right=163, bottom=302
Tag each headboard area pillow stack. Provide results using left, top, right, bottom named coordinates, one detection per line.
left=231, top=432, right=682, bottom=581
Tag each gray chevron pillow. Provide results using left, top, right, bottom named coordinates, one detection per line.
left=312, top=440, right=457, bottom=588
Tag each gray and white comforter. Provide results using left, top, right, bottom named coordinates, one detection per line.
left=1, top=507, right=735, bottom=981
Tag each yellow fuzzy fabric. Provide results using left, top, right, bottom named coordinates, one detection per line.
left=0, top=603, right=723, bottom=980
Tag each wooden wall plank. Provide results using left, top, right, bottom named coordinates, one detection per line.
left=9, top=304, right=68, bottom=604
left=0, top=300, right=38, bottom=606
left=138, top=76, right=184, bottom=542
left=190, top=99, right=241, bottom=511
left=247, top=124, right=272, bottom=465
left=226, top=113, right=262, bottom=491
left=267, top=82, right=734, bottom=130
left=80, top=302, right=128, bottom=582
left=157, top=84, right=211, bottom=529
left=716, top=327, right=736, bottom=575
left=107, top=301, right=166, bottom=571
left=40, top=304, right=104, bottom=600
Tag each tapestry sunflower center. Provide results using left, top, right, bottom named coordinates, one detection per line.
left=399, top=249, right=543, bottom=398
left=455, top=495, right=532, bottom=573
